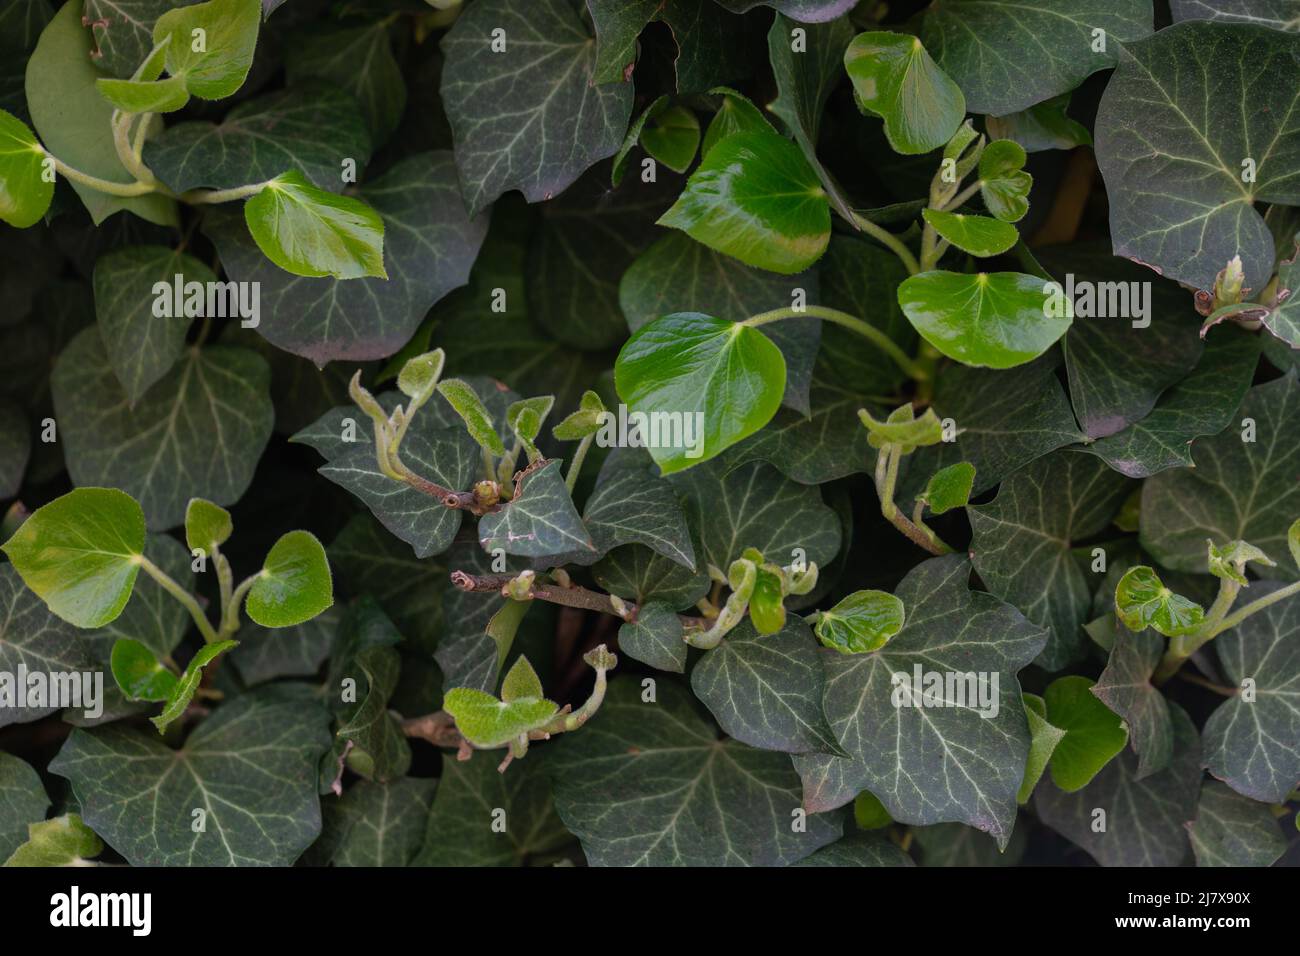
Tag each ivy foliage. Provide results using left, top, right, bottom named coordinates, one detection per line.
left=0, top=0, right=1297, bottom=870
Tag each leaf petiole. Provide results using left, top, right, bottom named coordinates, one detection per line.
left=137, top=554, right=220, bottom=644
left=743, top=305, right=929, bottom=381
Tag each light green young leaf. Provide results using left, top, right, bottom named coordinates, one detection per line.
left=96, top=75, right=189, bottom=114
left=0, top=108, right=53, bottom=228
left=814, top=589, right=905, bottom=654
left=245, top=530, right=333, bottom=628
left=615, top=312, right=786, bottom=474
left=657, top=130, right=831, bottom=275
left=921, top=209, right=1019, bottom=257
left=110, top=638, right=178, bottom=702
left=507, top=396, right=555, bottom=462
left=185, top=498, right=232, bottom=555
left=1207, top=538, right=1275, bottom=585
left=857, top=404, right=943, bottom=451
left=1018, top=693, right=1065, bottom=804
left=437, top=378, right=506, bottom=457
left=920, top=462, right=975, bottom=515
left=1042, top=676, right=1128, bottom=792
left=898, top=271, right=1070, bottom=369
left=978, top=140, right=1032, bottom=222
left=552, top=390, right=607, bottom=441
left=3, top=814, right=102, bottom=867
left=397, top=349, right=445, bottom=406
left=1114, top=566, right=1205, bottom=637
left=244, top=170, right=386, bottom=280
left=843, top=31, right=965, bottom=155
left=149, top=639, right=238, bottom=733
left=747, top=561, right=787, bottom=635
left=500, top=655, right=545, bottom=703
left=702, top=87, right=773, bottom=156
left=640, top=104, right=699, bottom=174
left=1, top=488, right=146, bottom=628
left=443, top=687, right=558, bottom=749
left=153, top=0, right=260, bottom=100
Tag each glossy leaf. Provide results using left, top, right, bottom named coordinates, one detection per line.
left=0, top=108, right=53, bottom=227
left=843, top=31, right=965, bottom=155
left=110, top=637, right=177, bottom=702
left=977, top=141, right=1032, bottom=223
left=246, top=530, right=333, bottom=628
left=153, top=0, right=260, bottom=100
left=921, top=209, right=1019, bottom=257
left=814, top=589, right=904, bottom=654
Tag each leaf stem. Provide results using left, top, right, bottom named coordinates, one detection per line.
left=45, top=152, right=159, bottom=197
left=940, top=180, right=983, bottom=212
left=182, top=181, right=271, bottom=205
left=873, top=443, right=952, bottom=556
left=744, top=305, right=928, bottom=381
left=847, top=211, right=921, bottom=275
left=1209, top=578, right=1300, bottom=638
left=138, top=554, right=219, bottom=644
left=565, top=433, right=594, bottom=494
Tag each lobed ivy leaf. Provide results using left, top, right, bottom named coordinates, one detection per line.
left=51, top=329, right=274, bottom=530
left=1091, top=628, right=1174, bottom=778
left=843, top=32, right=965, bottom=156
left=550, top=679, right=843, bottom=866
left=50, top=687, right=333, bottom=866
left=1186, top=779, right=1287, bottom=868
left=616, top=312, right=786, bottom=474
left=285, top=20, right=406, bottom=146
left=0, top=753, right=49, bottom=861
left=970, top=450, right=1131, bottom=669
left=441, top=0, right=632, bottom=217
left=306, top=777, right=436, bottom=868
left=478, top=459, right=595, bottom=558
left=578, top=449, right=696, bottom=568
left=1095, top=21, right=1300, bottom=292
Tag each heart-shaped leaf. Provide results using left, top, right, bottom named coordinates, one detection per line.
left=153, top=0, right=260, bottom=100
left=843, top=31, right=965, bottom=155
left=657, top=130, right=831, bottom=275
left=898, top=271, right=1070, bottom=369
left=922, top=209, right=1019, bottom=257
left=0, top=108, right=53, bottom=227
left=1041, top=676, right=1128, bottom=792
left=443, top=688, right=558, bottom=749
left=110, top=637, right=178, bottom=702
left=2, top=487, right=145, bottom=628
left=244, top=170, right=385, bottom=280
left=977, top=140, right=1032, bottom=222
left=616, top=312, right=786, bottom=474
left=919, top=462, right=975, bottom=515
left=640, top=104, right=699, bottom=173
left=184, top=498, right=232, bottom=555
left=245, top=530, right=333, bottom=628
left=814, top=589, right=905, bottom=654
left=1095, top=21, right=1300, bottom=291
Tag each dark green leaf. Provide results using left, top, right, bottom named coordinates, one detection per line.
left=794, top=830, right=915, bottom=867
left=1091, top=628, right=1174, bottom=778
left=307, top=776, right=436, bottom=867
left=285, top=20, right=405, bottom=146
left=478, top=459, right=594, bottom=558
left=617, top=600, right=686, bottom=673
left=1187, top=779, right=1287, bottom=867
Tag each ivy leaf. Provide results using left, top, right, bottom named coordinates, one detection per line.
left=83, top=0, right=186, bottom=79
left=1018, top=693, right=1065, bottom=803
left=1141, top=372, right=1300, bottom=578
left=3, top=814, right=102, bottom=867
left=111, top=638, right=178, bottom=702
left=89, top=534, right=192, bottom=661
left=657, top=130, right=831, bottom=274
left=441, top=0, right=632, bottom=216
left=798, top=556, right=1047, bottom=848
left=794, top=830, right=915, bottom=867
left=478, top=459, right=595, bottom=558
left=92, top=245, right=216, bottom=404
left=587, top=0, right=659, bottom=84
left=902, top=356, right=1085, bottom=501
left=51, top=328, right=273, bottom=530
left=619, top=232, right=821, bottom=415
left=550, top=679, right=843, bottom=866
left=244, top=170, right=386, bottom=280
left=149, top=638, right=237, bottom=733
left=205, top=152, right=488, bottom=365
left=144, top=84, right=371, bottom=194
left=1187, top=779, right=1287, bottom=868
left=899, top=271, right=1071, bottom=369
left=0, top=565, right=97, bottom=728
left=245, top=530, right=332, bottom=628
left=640, top=105, right=699, bottom=173
left=617, top=600, right=686, bottom=673
left=767, top=13, right=855, bottom=221
left=332, top=600, right=409, bottom=781
left=306, top=777, right=436, bottom=867
left=1083, top=329, right=1259, bottom=478
left=716, top=0, right=860, bottom=19
left=1114, top=566, right=1205, bottom=636
left=692, top=617, right=843, bottom=754
left=96, top=75, right=189, bottom=114
left=0, top=108, right=53, bottom=227
left=921, top=210, right=1019, bottom=258
left=153, top=0, right=260, bottom=100
left=1042, top=676, right=1128, bottom=791
left=984, top=93, right=1092, bottom=153
left=50, top=688, right=333, bottom=866
left=914, top=821, right=1027, bottom=866
left=921, top=0, right=1154, bottom=116
left=230, top=607, right=338, bottom=687
left=1091, top=628, right=1174, bottom=779
left=970, top=450, right=1131, bottom=669
left=702, top=87, right=774, bottom=156
left=1203, top=588, right=1300, bottom=803
left=1035, top=703, right=1201, bottom=867
left=579, top=449, right=696, bottom=568
left=978, top=141, right=1032, bottom=222
left=814, top=589, right=905, bottom=654
left=595, top=544, right=711, bottom=612
left=285, top=20, right=406, bottom=146
left=0, top=403, right=29, bottom=498
left=437, top=378, right=506, bottom=457
left=671, top=458, right=842, bottom=575
left=0, top=752, right=50, bottom=861
left=25, top=1, right=176, bottom=226
left=2, top=487, right=146, bottom=628
left=444, top=688, right=558, bottom=749
left=1095, top=20, right=1300, bottom=291
left=616, top=313, right=786, bottom=475
left=844, top=31, right=965, bottom=155
left=185, top=498, right=231, bottom=555
left=919, top=462, right=975, bottom=515
left=415, top=750, right=570, bottom=866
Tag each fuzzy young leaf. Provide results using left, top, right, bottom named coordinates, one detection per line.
left=245, top=531, right=333, bottom=628
left=437, top=378, right=506, bottom=457
left=1114, top=566, right=1205, bottom=637
left=443, top=688, right=558, bottom=749
left=920, top=462, right=975, bottom=515
left=185, top=498, right=232, bottom=555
